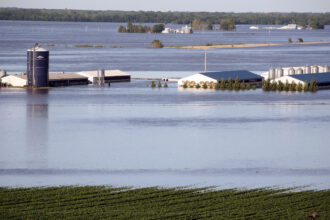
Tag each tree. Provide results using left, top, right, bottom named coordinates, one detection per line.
left=151, top=40, right=163, bottom=48
left=202, top=83, right=207, bottom=89
left=191, top=18, right=207, bottom=30
left=240, top=81, right=246, bottom=90
left=158, top=81, right=162, bottom=88
left=214, top=81, right=220, bottom=90
left=288, top=38, right=292, bottom=43
left=262, top=79, right=271, bottom=91
left=183, top=82, right=187, bottom=88
left=309, top=20, right=324, bottom=29
left=245, top=83, right=250, bottom=90
left=207, top=21, right=213, bottom=30
left=227, top=77, right=233, bottom=90
left=277, top=80, right=284, bottom=91
left=151, top=81, right=156, bottom=88
left=298, top=38, right=303, bottom=43
left=196, top=83, right=200, bottom=89
left=234, top=76, right=240, bottom=90
left=220, top=19, right=236, bottom=31
left=127, top=21, right=133, bottom=32
left=303, top=80, right=309, bottom=92
left=152, top=24, right=165, bottom=33
left=271, top=81, right=277, bottom=91
left=284, top=80, right=289, bottom=91
left=118, top=25, right=125, bottom=32
left=252, top=85, right=256, bottom=90
left=297, top=82, right=303, bottom=92
left=309, top=78, right=318, bottom=92
left=220, top=78, right=225, bottom=90
left=164, top=82, right=168, bottom=88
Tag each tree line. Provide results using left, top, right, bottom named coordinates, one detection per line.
left=0, top=8, right=329, bottom=25
left=262, top=79, right=318, bottom=92
left=182, top=77, right=257, bottom=90
left=118, top=22, right=164, bottom=33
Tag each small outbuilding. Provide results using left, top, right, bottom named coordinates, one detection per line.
left=178, top=70, right=263, bottom=87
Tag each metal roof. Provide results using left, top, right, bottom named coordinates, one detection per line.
left=201, top=70, right=263, bottom=81
left=289, top=72, right=330, bottom=83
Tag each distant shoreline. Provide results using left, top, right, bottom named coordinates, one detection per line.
left=166, top=41, right=330, bottom=49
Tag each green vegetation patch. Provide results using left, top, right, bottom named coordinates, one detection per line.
left=0, top=186, right=329, bottom=219
left=73, top=44, right=94, bottom=47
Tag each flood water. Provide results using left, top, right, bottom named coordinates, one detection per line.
left=0, top=21, right=330, bottom=189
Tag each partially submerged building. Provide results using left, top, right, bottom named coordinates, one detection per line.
left=1, top=73, right=89, bottom=87
left=76, top=70, right=130, bottom=84
left=178, top=70, right=263, bottom=87
left=264, top=65, right=329, bottom=80
left=274, top=72, right=330, bottom=89
left=1, top=70, right=131, bottom=87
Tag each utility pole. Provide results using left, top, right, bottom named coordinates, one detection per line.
left=204, top=49, right=207, bottom=72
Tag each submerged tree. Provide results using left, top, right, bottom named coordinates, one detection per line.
left=151, top=40, right=163, bottom=48
left=284, top=80, right=290, bottom=91
left=240, top=81, right=246, bottom=90
left=234, top=77, right=240, bottom=90
left=303, top=80, right=309, bottom=92
left=227, top=77, right=233, bottom=90
left=297, top=82, right=303, bottom=92
left=220, top=19, right=236, bottom=31
left=277, top=80, right=284, bottom=91
left=309, top=78, right=318, bottom=92
left=220, top=78, right=226, bottom=90
left=214, top=81, right=220, bottom=90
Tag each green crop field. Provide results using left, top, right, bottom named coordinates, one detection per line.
left=0, top=186, right=329, bottom=219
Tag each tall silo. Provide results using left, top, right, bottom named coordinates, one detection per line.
left=27, top=44, right=49, bottom=87
left=304, top=65, right=311, bottom=74
left=311, top=65, right=319, bottom=73
left=0, top=70, right=6, bottom=78
left=268, top=67, right=275, bottom=79
left=276, top=67, right=283, bottom=78
left=288, top=67, right=295, bottom=75
left=97, top=69, right=105, bottom=85
left=297, top=68, right=303, bottom=74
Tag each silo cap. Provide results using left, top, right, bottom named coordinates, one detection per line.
left=27, top=46, right=48, bottom=52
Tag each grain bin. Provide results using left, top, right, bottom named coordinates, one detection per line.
left=27, top=44, right=49, bottom=87
left=276, top=67, right=283, bottom=78
left=311, top=65, right=319, bottom=73
left=297, top=68, right=303, bottom=74
left=97, top=69, right=105, bottom=85
left=288, top=67, right=295, bottom=75
left=268, top=67, right=275, bottom=79
left=304, top=65, right=311, bottom=74
left=0, top=70, right=6, bottom=78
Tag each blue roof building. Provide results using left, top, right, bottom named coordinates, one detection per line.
left=178, top=70, right=263, bottom=87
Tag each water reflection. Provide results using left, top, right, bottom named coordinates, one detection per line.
left=25, top=89, right=49, bottom=169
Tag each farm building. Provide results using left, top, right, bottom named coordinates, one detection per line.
left=1, top=70, right=131, bottom=87
left=274, top=72, right=330, bottom=89
left=178, top=70, right=263, bottom=87
left=76, top=70, right=130, bottom=83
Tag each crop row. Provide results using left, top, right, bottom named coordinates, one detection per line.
left=0, top=186, right=329, bottom=219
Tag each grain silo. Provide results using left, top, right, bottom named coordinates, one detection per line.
left=268, top=67, right=275, bottom=79
left=27, top=44, right=49, bottom=87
